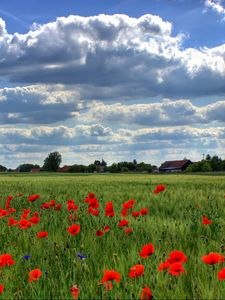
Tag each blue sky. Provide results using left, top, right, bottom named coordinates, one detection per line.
left=0, top=0, right=225, bottom=168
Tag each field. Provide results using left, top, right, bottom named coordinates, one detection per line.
left=0, top=173, right=225, bottom=299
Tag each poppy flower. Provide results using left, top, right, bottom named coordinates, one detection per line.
left=96, top=230, right=104, bottom=236
left=129, top=264, right=145, bottom=278
left=0, top=254, right=15, bottom=267
left=167, top=250, right=188, bottom=264
left=88, top=192, right=95, bottom=199
left=153, top=184, right=166, bottom=194
left=28, top=269, right=42, bottom=282
left=0, top=284, right=4, bottom=294
left=105, top=202, right=115, bottom=217
left=202, top=253, right=224, bottom=265
left=218, top=268, right=225, bottom=281
left=140, top=208, right=149, bottom=215
left=49, top=200, right=56, bottom=207
left=202, top=215, right=212, bottom=225
left=29, top=217, right=40, bottom=224
left=37, top=231, right=48, bottom=238
left=104, top=226, right=111, bottom=232
left=28, top=194, right=40, bottom=202
left=88, top=207, right=99, bottom=216
left=118, top=219, right=129, bottom=227
left=41, top=203, right=50, bottom=209
left=124, top=228, right=133, bottom=234
left=67, top=224, right=80, bottom=236
left=101, top=270, right=121, bottom=284
left=18, top=219, right=32, bottom=229
left=158, top=261, right=170, bottom=271
left=123, top=199, right=136, bottom=209
left=55, top=204, right=62, bottom=210
left=132, top=211, right=140, bottom=218
left=8, top=217, right=18, bottom=226
left=140, top=287, right=153, bottom=300
left=104, top=281, right=113, bottom=291
left=168, top=262, right=185, bottom=276
left=121, top=209, right=128, bottom=217
left=70, top=285, right=79, bottom=299
left=139, top=243, right=154, bottom=258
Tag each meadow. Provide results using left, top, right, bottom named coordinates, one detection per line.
left=0, top=173, right=225, bottom=299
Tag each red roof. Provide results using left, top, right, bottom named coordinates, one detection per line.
left=159, top=160, right=191, bottom=170
left=57, top=166, right=70, bottom=172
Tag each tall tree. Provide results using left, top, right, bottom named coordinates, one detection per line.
left=42, top=152, right=62, bottom=172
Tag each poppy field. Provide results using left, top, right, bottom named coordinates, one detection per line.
left=0, top=173, right=225, bottom=299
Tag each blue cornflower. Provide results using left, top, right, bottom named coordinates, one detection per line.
left=77, top=253, right=88, bottom=260
left=23, top=255, right=31, bottom=260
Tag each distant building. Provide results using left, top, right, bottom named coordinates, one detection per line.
left=31, top=168, right=41, bottom=173
left=57, top=165, right=70, bottom=172
left=159, top=160, right=192, bottom=173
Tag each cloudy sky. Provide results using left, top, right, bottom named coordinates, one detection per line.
left=0, top=0, right=225, bottom=168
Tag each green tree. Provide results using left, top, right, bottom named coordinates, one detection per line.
left=17, top=164, right=40, bottom=172
left=42, top=152, right=62, bottom=172
left=0, top=165, right=7, bottom=172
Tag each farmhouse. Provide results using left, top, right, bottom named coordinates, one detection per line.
left=31, top=168, right=41, bottom=173
left=57, top=165, right=70, bottom=172
left=159, top=160, right=192, bottom=173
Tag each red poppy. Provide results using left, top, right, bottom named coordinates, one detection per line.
left=67, top=224, right=80, bottom=236
left=139, top=243, right=154, bottom=258
left=140, top=287, right=153, bottom=300
left=124, top=228, right=133, bottom=234
left=41, top=203, right=50, bottom=209
left=132, top=211, right=140, bottom=218
left=153, top=184, right=166, bottom=194
left=123, top=199, right=136, bottom=209
left=167, top=250, right=188, bottom=264
left=0, top=209, right=9, bottom=217
left=158, top=261, right=170, bottom=271
left=96, top=230, right=104, bottom=236
left=218, top=268, right=225, bottom=281
left=0, top=284, right=4, bottom=294
left=29, top=216, right=40, bottom=224
left=88, top=192, right=95, bottom=199
left=118, top=219, right=129, bottom=227
left=104, top=226, right=111, bottom=232
left=55, top=204, right=62, bottom=210
left=8, top=217, right=18, bottom=226
left=37, top=231, right=48, bottom=238
left=105, top=202, right=115, bottom=217
left=70, top=285, right=79, bottom=299
left=202, top=253, right=224, bottom=265
left=168, top=262, right=185, bottom=276
left=202, top=215, right=212, bottom=225
left=104, top=281, right=113, bottom=291
left=18, top=219, right=32, bottom=229
left=129, top=264, right=145, bottom=278
left=49, top=200, right=56, bottom=207
left=0, top=254, right=15, bottom=267
left=140, top=208, right=149, bottom=215
left=88, top=207, right=99, bottom=216
left=67, top=203, right=79, bottom=212
left=121, top=209, right=128, bottom=216
left=28, top=194, right=40, bottom=202
left=101, top=270, right=121, bottom=284
left=28, top=269, right=42, bottom=282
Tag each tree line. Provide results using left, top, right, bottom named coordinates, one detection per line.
left=185, top=154, right=225, bottom=172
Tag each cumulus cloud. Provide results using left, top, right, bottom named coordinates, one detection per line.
left=0, top=14, right=224, bottom=98
left=0, top=85, right=85, bottom=124
left=204, top=0, right=225, bottom=19
left=80, top=99, right=225, bottom=126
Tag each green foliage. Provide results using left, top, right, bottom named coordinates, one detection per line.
left=17, top=164, right=40, bottom=172
left=0, top=174, right=224, bottom=299
left=0, top=164, right=7, bottom=172
left=42, top=151, right=62, bottom=172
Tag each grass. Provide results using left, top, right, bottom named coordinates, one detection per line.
left=0, top=173, right=225, bottom=299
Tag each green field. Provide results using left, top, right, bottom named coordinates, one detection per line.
left=0, top=174, right=225, bottom=299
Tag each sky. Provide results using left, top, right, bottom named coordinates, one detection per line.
left=0, top=0, right=225, bottom=168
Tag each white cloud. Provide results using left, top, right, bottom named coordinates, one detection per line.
left=204, top=0, right=225, bottom=19
left=0, top=14, right=224, bottom=98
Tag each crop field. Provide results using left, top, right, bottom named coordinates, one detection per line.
left=0, top=173, right=225, bottom=299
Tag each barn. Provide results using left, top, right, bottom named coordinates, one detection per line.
left=159, top=160, right=192, bottom=173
